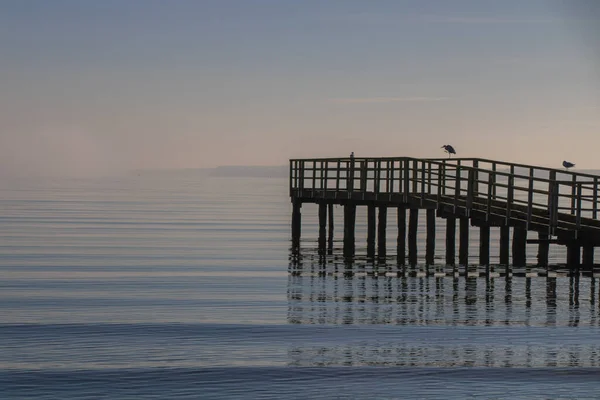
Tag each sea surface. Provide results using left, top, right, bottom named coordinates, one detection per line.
left=1, top=171, right=600, bottom=399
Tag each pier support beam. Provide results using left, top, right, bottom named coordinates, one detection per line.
left=499, top=226, right=510, bottom=266
left=567, top=244, right=581, bottom=269
left=459, top=217, right=469, bottom=266
left=537, top=232, right=549, bottom=268
left=343, top=204, right=356, bottom=258
left=446, top=217, right=456, bottom=266
left=408, top=209, right=418, bottom=265
left=479, top=225, right=490, bottom=266
left=378, top=206, right=388, bottom=258
left=426, top=209, right=435, bottom=265
left=512, top=227, right=527, bottom=267
left=367, top=205, right=376, bottom=258
left=397, top=207, right=406, bottom=266
left=291, top=200, right=302, bottom=251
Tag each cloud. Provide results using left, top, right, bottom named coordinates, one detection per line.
left=329, top=97, right=450, bottom=104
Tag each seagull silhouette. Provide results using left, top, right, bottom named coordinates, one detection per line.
left=562, top=160, right=575, bottom=170
left=441, top=145, right=456, bottom=158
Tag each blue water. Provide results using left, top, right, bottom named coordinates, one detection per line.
left=1, top=171, right=600, bottom=399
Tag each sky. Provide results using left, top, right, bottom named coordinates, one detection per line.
left=0, top=0, right=599, bottom=176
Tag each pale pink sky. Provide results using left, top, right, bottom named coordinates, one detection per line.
left=1, top=1, right=599, bottom=176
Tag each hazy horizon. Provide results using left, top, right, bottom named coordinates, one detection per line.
left=1, top=0, right=599, bottom=178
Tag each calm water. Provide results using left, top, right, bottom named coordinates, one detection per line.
left=1, top=171, right=600, bottom=399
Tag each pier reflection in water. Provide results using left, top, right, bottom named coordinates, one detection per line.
left=287, top=249, right=600, bottom=368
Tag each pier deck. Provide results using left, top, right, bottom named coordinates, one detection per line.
left=289, top=156, right=600, bottom=268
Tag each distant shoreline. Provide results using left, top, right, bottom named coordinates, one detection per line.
left=210, top=165, right=288, bottom=178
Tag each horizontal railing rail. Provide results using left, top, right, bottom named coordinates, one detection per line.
left=289, top=157, right=600, bottom=235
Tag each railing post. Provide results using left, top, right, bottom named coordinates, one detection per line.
left=441, top=161, right=446, bottom=196
left=360, top=160, right=367, bottom=192
left=454, top=165, right=461, bottom=213
left=547, top=170, right=557, bottom=235
left=594, top=177, right=598, bottom=220
left=486, top=169, right=493, bottom=222
left=576, top=183, right=582, bottom=236
left=571, top=175, right=577, bottom=215
left=324, top=161, right=329, bottom=191
left=526, top=167, right=534, bottom=230
left=374, top=160, right=381, bottom=194
left=335, top=160, right=340, bottom=197
left=299, top=160, right=305, bottom=192
left=348, top=158, right=355, bottom=193
left=320, top=161, right=325, bottom=192
left=386, top=160, right=391, bottom=193
left=427, top=162, right=432, bottom=194
left=420, top=161, right=426, bottom=205
left=311, top=160, right=316, bottom=191
left=289, top=160, right=293, bottom=196
left=506, top=167, right=514, bottom=224
left=466, top=168, right=475, bottom=217
left=390, top=160, right=395, bottom=193
left=492, top=163, right=497, bottom=199
left=412, top=160, right=418, bottom=194
left=472, top=160, right=479, bottom=196
left=403, top=159, right=410, bottom=202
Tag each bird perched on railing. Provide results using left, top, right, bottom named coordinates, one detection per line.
left=441, top=145, right=456, bottom=158
left=562, top=160, right=575, bottom=170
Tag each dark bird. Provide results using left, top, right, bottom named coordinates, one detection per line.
left=441, top=145, right=456, bottom=158
left=563, top=160, right=575, bottom=170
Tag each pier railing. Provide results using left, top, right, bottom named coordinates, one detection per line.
left=290, top=157, right=600, bottom=233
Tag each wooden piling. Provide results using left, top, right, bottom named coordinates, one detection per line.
left=567, top=243, right=581, bottom=269
left=426, top=209, right=435, bottom=265
left=343, top=204, right=356, bottom=257
left=499, top=225, right=510, bottom=266
left=367, top=204, right=376, bottom=258
left=408, top=208, right=418, bottom=265
left=479, top=225, right=490, bottom=266
left=291, top=200, right=302, bottom=251
left=397, top=207, right=406, bottom=265
left=512, top=227, right=527, bottom=267
left=537, top=232, right=549, bottom=268
left=446, top=217, right=456, bottom=265
left=318, top=202, right=327, bottom=252
left=583, top=245, right=594, bottom=271
left=378, top=206, right=388, bottom=258
left=459, top=217, right=469, bottom=266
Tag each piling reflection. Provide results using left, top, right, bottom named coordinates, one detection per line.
left=287, top=249, right=600, bottom=367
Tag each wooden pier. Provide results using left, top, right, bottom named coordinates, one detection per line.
left=289, top=156, right=600, bottom=269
